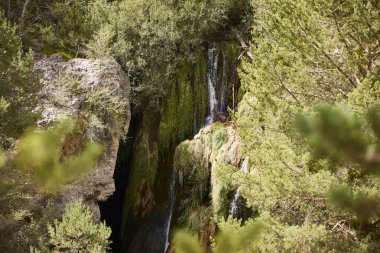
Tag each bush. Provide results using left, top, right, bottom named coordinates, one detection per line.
left=0, top=10, right=39, bottom=138
left=32, top=199, right=111, bottom=253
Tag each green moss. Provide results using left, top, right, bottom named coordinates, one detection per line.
left=169, top=43, right=243, bottom=232
left=41, top=47, right=75, bottom=61
left=212, top=162, right=236, bottom=216
left=124, top=131, right=158, bottom=211
left=174, top=141, right=207, bottom=176
left=122, top=46, right=236, bottom=244
left=121, top=49, right=211, bottom=245
left=158, top=63, right=194, bottom=153
left=192, top=50, right=209, bottom=130
left=120, top=110, right=161, bottom=245
left=220, top=41, right=241, bottom=61
left=158, top=51, right=209, bottom=153
left=174, top=142, right=193, bottom=172
left=212, top=128, right=228, bottom=151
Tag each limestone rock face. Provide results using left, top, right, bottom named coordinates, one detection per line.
left=192, top=123, right=242, bottom=167
left=34, top=54, right=131, bottom=219
left=34, top=54, right=130, bottom=131
left=175, top=123, right=243, bottom=213
left=173, top=123, right=243, bottom=249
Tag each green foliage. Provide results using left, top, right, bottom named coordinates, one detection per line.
left=0, top=10, right=39, bottom=138
left=0, top=119, right=105, bottom=251
left=229, top=0, right=380, bottom=251
left=33, top=199, right=111, bottom=253
left=15, top=119, right=103, bottom=192
left=172, top=230, right=202, bottom=253
left=212, top=128, right=228, bottom=151
left=298, top=105, right=380, bottom=229
left=247, top=216, right=340, bottom=253
left=87, top=0, right=249, bottom=105
left=213, top=218, right=265, bottom=253
left=86, top=86, right=128, bottom=120
left=298, top=104, right=380, bottom=173
left=329, top=185, right=379, bottom=226
left=0, top=150, right=4, bottom=168
left=1, top=0, right=95, bottom=56
left=45, top=1, right=94, bottom=55
left=173, top=217, right=265, bottom=253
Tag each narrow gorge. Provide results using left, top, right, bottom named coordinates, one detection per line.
left=99, top=41, right=243, bottom=253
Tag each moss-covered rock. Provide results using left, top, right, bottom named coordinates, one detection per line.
left=120, top=49, right=210, bottom=250
left=120, top=41, right=242, bottom=250
left=174, top=123, right=243, bottom=231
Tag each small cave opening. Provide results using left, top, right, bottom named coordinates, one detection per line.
left=99, top=113, right=141, bottom=253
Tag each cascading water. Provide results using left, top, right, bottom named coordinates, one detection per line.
left=126, top=173, right=178, bottom=253
left=229, top=157, right=249, bottom=219
left=161, top=46, right=226, bottom=253
left=220, top=54, right=228, bottom=113
left=164, top=174, right=177, bottom=252
left=206, top=47, right=219, bottom=125
left=107, top=41, right=239, bottom=253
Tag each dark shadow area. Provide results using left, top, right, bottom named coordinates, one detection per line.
left=99, top=112, right=141, bottom=253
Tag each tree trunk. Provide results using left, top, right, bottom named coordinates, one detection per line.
left=19, top=0, right=31, bottom=28
left=7, top=0, right=11, bottom=20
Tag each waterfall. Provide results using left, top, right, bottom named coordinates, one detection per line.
left=220, top=54, right=228, bottom=113
left=206, top=47, right=219, bottom=125
left=163, top=46, right=221, bottom=251
left=229, top=158, right=249, bottom=218
left=163, top=45, right=232, bottom=251
left=164, top=174, right=177, bottom=252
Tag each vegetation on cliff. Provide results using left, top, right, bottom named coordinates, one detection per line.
left=1, top=0, right=380, bottom=252
left=223, top=0, right=380, bottom=252
left=173, top=0, right=380, bottom=252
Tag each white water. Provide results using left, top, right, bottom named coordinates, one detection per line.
left=164, top=46, right=229, bottom=252
left=164, top=174, right=177, bottom=252
left=163, top=47, right=219, bottom=251
left=220, top=54, right=228, bottom=112
left=206, top=47, right=219, bottom=125
left=229, top=158, right=249, bottom=218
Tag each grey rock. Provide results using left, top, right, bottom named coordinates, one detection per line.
left=34, top=54, right=131, bottom=219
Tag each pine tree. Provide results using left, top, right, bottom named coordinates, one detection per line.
left=230, top=0, right=380, bottom=251
left=33, top=199, right=111, bottom=253
left=0, top=10, right=39, bottom=139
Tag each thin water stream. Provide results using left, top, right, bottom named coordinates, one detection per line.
left=206, top=47, right=219, bottom=125
left=163, top=46, right=229, bottom=252
left=229, top=158, right=249, bottom=219
left=104, top=44, right=235, bottom=253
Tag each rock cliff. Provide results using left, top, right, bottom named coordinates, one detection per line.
left=34, top=54, right=131, bottom=218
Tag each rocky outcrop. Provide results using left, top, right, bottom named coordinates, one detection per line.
left=175, top=123, right=243, bottom=212
left=34, top=54, right=131, bottom=218
left=173, top=122, right=243, bottom=250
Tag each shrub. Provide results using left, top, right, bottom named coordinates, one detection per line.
left=32, top=199, right=111, bottom=253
